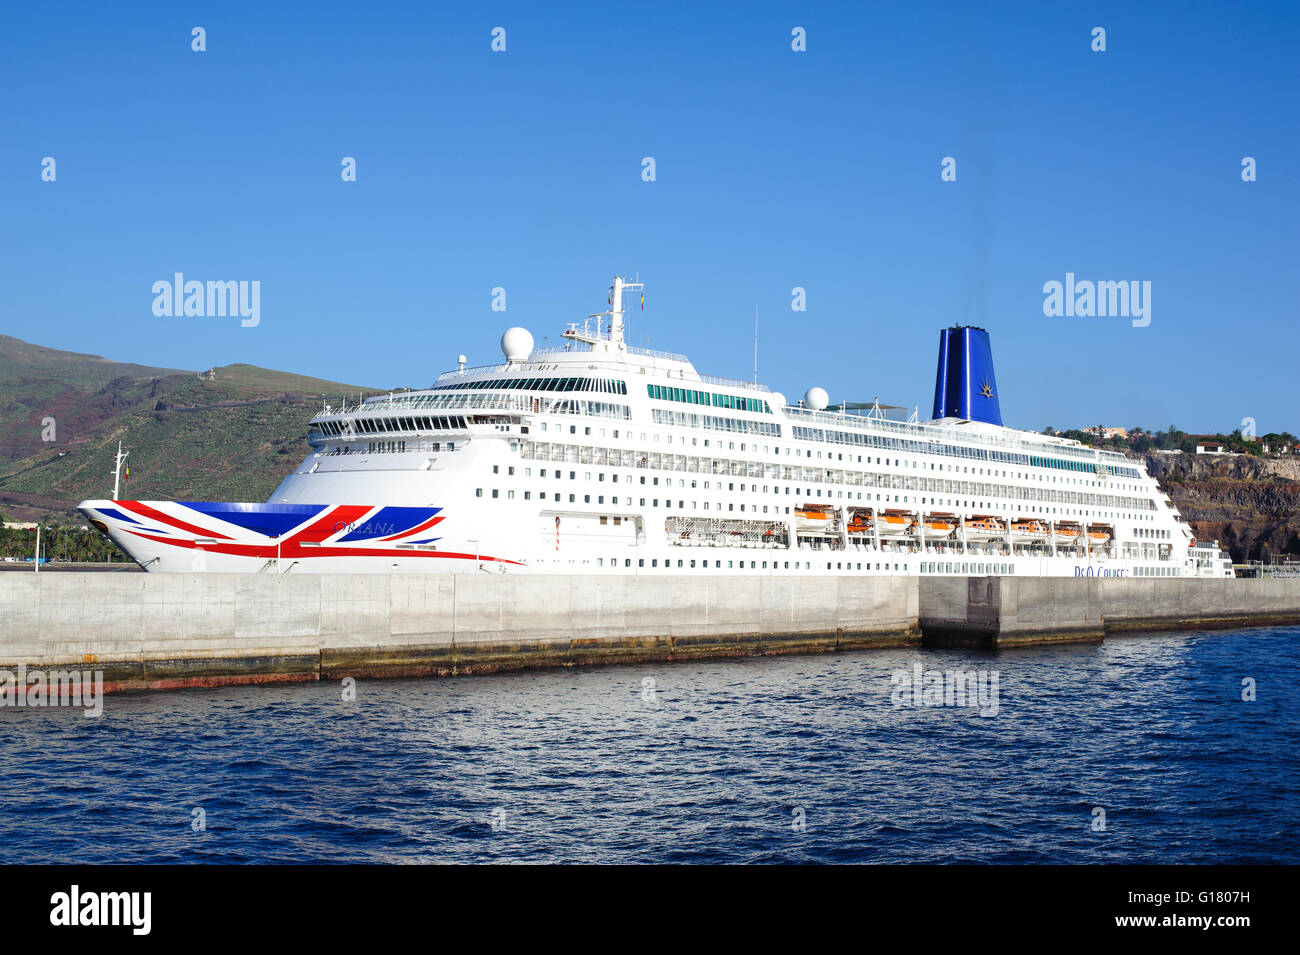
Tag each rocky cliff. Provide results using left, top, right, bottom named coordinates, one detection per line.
left=1143, top=452, right=1300, bottom=564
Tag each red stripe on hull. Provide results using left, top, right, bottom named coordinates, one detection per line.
left=117, top=501, right=233, bottom=539
left=122, top=528, right=525, bottom=565
left=287, top=504, right=374, bottom=545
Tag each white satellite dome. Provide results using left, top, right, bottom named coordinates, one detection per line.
left=769, top=391, right=786, bottom=409
left=804, top=386, right=829, bottom=411
left=501, top=327, right=534, bottom=363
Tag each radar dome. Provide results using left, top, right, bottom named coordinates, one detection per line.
left=804, top=387, right=829, bottom=411
left=501, top=327, right=534, bottom=363
left=769, top=391, right=786, bottom=409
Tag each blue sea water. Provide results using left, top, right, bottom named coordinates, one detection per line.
left=1, top=628, right=1297, bottom=864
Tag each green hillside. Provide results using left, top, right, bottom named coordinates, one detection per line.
left=0, top=334, right=191, bottom=390
left=0, top=336, right=379, bottom=522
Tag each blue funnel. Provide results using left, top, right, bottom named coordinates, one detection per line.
left=932, top=326, right=1003, bottom=425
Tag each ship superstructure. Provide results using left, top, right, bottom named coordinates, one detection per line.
left=81, top=275, right=1228, bottom=578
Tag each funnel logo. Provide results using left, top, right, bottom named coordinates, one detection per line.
left=979, top=378, right=994, bottom=399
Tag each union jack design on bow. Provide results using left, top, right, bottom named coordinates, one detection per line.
left=79, top=500, right=523, bottom=569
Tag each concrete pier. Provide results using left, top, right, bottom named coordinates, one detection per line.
left=2, top=573, right=1298, bottom=692
left=0, top=572, right=919, bottom=691
left=918, top=576, right=1300, bottom=649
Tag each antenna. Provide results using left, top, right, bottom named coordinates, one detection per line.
left=753, top=305, right=759, bottom=383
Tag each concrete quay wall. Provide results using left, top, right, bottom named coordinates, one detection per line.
left=4, top=573, right=1298, bottom=691
left=0, top=572, right=919, bottom=690
left=919, top=576, right=1300, bottom=649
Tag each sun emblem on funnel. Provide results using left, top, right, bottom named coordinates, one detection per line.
left=979, top=378, right=994, bottom=399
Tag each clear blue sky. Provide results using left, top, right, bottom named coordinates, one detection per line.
left=2, top=1, right=1296, bottom=434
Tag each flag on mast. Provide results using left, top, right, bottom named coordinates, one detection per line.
left=124, top=465, right=130, bottom=484
left=640, top=293, right=644, bottom=310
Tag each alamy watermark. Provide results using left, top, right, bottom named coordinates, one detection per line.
left=152, top=273, right=260, bottom=327
left=50, top=885, right=150, bottom=935
left=1042, top=272, right=1150, bottom=327
left=1, top=665, right=103, bottom=717
left=891, top=663, right=999, bottom=717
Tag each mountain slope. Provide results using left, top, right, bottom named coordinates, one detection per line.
left=0, top=336, right=378, bottom=521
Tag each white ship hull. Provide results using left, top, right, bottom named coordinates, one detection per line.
left=76, top=498, right=1159, bottom=578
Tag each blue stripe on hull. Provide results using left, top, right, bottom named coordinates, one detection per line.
left=178, top=502, right=327, bottom=537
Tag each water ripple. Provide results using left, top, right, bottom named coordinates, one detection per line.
left=0, top=627, right=1296, bottom=863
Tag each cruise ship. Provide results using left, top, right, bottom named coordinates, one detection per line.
left=80, top=275, right=1233, bottom=578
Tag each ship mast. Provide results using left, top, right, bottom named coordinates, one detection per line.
left=609, top=274, right=641, bottom=349
left=564, top=274, right=643, bottom=356
left=111, top=441, right=130, bottom=501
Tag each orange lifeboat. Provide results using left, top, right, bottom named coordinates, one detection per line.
left=794, top=506, right=834, bottom=532
left=846, top=514, right=873, bottom=534
left=963, top=517, right=1006, bottom=542
left=876, top=513, right=914, bottom=537
left=1010, top=519, right=1049, bottom=544
left=1054, top=525, right=1082, bottom=547
left=913, top=518, right=954, bottom=538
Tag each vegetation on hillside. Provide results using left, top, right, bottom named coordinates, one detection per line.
left=0, top=336, right=379, bottom=525
left=1041, top=425, right=1299, bottom=457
